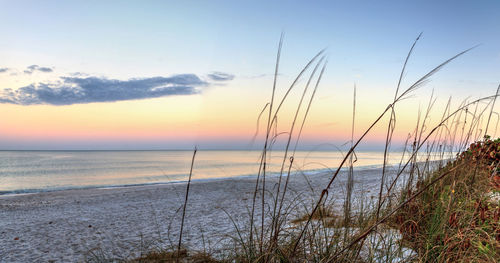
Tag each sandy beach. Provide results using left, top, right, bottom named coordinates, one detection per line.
left=0, top=167, right=388, bottom=262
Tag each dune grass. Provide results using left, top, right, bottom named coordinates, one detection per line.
left=92, top=35, right=500, bottom=262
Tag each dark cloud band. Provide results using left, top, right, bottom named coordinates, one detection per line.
left=0, top=74, right=208, bottom=105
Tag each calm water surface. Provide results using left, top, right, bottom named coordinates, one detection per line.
left=0, top=150, right=404, bottom=194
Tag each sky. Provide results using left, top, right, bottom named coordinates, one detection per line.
left=0, top=0, right=499, bottom=150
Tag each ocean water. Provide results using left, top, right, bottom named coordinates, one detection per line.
left=0, top=150, right=404, bottom=195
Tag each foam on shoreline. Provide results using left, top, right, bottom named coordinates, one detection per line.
left=0, top=163, right=392, bottom=197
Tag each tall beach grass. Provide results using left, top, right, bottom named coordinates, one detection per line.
left=92, top=35, right=500, bottom=262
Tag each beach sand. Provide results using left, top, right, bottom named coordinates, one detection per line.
left=0, top=168, right=387, bottom=262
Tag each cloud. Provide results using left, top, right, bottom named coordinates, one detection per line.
left=207, top=71, right=235, bottom=81
left=24, top=65, right=53, bottom=74
left=0, top=68, right=9, bottom=73
left=242, top=73, right=284, bottom=79
left=69, top=72, right=88, bottom=77
left=0, top=74, right=208, bottom=105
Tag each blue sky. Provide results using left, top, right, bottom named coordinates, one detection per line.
left=0, top=1, right=499, bottom=149
left=2, top=0, right=498, bottom=77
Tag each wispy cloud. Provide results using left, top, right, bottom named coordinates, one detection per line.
left=207, top=71, right=235, bottom=81
left=23, top=65, right=53, bottom=74
left=0, top=74, right=208, bottom=105
left=0, top=68, right=9, bottom=73
left=69, top=72, right=89, bottom=77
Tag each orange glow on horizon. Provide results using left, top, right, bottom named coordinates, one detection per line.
left=0, top=76, right=461, bottom=149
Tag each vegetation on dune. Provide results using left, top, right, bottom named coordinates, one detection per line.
left=391, top=137, right=500, bottom=262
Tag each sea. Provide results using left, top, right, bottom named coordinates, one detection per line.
left=0, top=150, right=409, bottom=195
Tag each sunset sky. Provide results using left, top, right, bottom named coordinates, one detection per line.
left=0, top=0, right=499, bottom=150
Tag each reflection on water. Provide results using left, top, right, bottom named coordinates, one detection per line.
left=0, top=150, right=406, bottom=194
